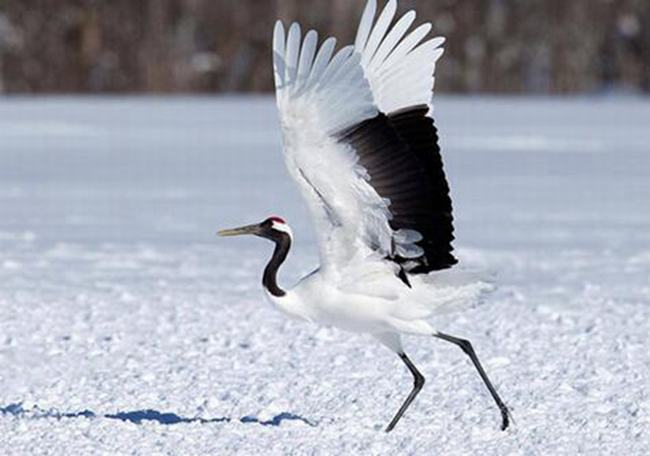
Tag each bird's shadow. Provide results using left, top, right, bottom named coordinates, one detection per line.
left=0, top=402, right=315, bottom=427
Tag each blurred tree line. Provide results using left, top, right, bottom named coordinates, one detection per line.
left=0, top=0, right=648, bottom=94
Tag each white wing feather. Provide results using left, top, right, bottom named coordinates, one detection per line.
left=273, top=22, right=396, bottom=272
left=272, top=0, right=446, bottom=276
left=355, top=0, right=445, bottom=115
left=354, top=0, right=377, bottom=52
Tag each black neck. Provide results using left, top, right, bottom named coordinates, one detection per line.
left=263, top=234, right=291, bottom=297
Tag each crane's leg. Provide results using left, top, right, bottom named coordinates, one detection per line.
left=434, top=332, right=510, bottom=430
left=385, top=352, right=425, bottom=432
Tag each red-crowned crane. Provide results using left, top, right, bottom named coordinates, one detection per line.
left=219, top=0, right=510, bottom=432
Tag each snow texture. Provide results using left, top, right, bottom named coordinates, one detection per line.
left=1, top=97, right=649, bottom=455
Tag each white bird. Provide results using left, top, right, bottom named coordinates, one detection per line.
left=219, top=0, right=510, bottom=432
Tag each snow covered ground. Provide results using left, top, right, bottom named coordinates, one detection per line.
left=0, top=96, right=649, bottom=455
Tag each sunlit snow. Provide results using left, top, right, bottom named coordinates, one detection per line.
left=1, top=97, right=649, bottom=454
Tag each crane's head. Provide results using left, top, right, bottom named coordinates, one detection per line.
left=218, top=216, right=292, bottom=242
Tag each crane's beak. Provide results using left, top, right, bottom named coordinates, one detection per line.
left=217, top=223, right=261, bottom=237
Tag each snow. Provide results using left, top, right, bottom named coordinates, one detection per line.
left=1, top=96, right=649, bottom=454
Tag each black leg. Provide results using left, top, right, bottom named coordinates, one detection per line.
left=385, top=352, right=425, bottom=433
left=434, top=332, right=510, bottom=431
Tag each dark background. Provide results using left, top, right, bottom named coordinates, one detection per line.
left=0, top=0, right=649, bottom=94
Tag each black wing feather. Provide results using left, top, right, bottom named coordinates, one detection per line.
left=338, top=105, right=457, bottom=274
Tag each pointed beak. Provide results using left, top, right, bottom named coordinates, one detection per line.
left=217, top=223, right=261, bottom=237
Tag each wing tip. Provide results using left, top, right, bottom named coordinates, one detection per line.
left=323, top=36, right=337, bottom=48
left=355, top=0, right=378, bottom=51
left=305, top=29, right=318, bottom=42
left=289, top=21, right=301, bottom=36
left=432, top=35, right=447, bottom=49
left=273, top=21, right=287, bottom=90
left=420, top=22, right=433, bottom=36
left=273, top=20, right=285, bottom=48
left=365, top=0, right=378, bottom=15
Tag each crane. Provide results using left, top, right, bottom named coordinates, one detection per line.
left=218, top=0, right=510, bottom=432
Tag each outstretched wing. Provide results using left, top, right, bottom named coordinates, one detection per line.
left=273, top=0, right=456, bottom=275
left=352, top=0, right=457, bottom=272
left=273, top=22, right=391, bottom=270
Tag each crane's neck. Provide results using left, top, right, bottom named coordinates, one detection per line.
left=263, top=234, right=291, bottom=297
